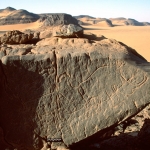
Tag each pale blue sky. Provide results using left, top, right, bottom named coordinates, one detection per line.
left=1, top=0, right=150, bottom=22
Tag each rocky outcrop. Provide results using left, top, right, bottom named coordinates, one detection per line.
left=0, top=34, right=150, bottom=149
left=38, top=13, right=79, bottom=26
left=0, top=30, right=34, bottom=44
left=53, top=24, right=83, bottom=38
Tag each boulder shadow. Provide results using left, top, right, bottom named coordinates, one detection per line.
left=0, top=58, right=45, bottom=149
left=83, top=27, right=109, bottom=30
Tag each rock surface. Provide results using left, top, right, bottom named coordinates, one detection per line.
left=53, top=24, right=83, bottom=38
left=0, top=30, right=34, bottom=44
left=0, top=34, right=150, bottom=149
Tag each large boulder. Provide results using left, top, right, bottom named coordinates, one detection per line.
left=0, top=30, right=34, bottom=44
left=0, top=35, right=150, bottom=149
left=53, top=24, right=83, bottom=38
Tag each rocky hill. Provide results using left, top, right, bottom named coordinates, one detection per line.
left=0, top=7, right=16, bottom=16
left=0, top=7, right=79, bottom=27
left=0, top=7, right=150, bottom=27
left=0, top=7, right=40, bottom=25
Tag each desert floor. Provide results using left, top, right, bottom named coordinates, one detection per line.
left=83, top=25, right=150, bottom=62
left=0, top=21, right=40, bottom=34
left=0, top=23, right=150, bottom=61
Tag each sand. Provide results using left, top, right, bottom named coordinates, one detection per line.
left=0, top=21, right=41, bottom=32
left=83, top=25, right=150, bottom=62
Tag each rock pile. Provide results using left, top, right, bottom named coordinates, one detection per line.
left=0, top=30, right=34, bottom=44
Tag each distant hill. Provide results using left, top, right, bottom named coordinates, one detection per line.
left=0, top=7, right=150, bottom=27
left=75, top=15, right=150, bottom=27
left=0, top=7, right=79, bottom=26
left=110, top=17, right=150, bottom=26
left=0, top=7, right=16, bottom=17
left=75, top=16, right=113, bottom=27
left=0, top=6, right=16, bottom=12
left=0, top=7, right=40, bottom=25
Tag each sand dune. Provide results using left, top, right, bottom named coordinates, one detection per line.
left=83, top=25, right=150, bottom=62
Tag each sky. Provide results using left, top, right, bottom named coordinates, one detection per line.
left=1, top=0, right=150, bottom=22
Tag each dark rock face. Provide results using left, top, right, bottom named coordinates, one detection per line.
left=0, top=36, right=150, bottom=149
left=39, top=13, right=79, bottom=26
left=98, top=134, right=139, bottom=150
left=95, top=119, right=150, bottom=150
left=138, top=119, right=150, bottom=150
left=0, top=30, right=34, bottom=44
left=53, top=24, right=83, bottom=38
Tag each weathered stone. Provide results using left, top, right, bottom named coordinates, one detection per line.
left=0, top=30, right=34, bottom=44
left=0, top=36, right=150, bottom=149
left=53, top=24, right=83, bottom=38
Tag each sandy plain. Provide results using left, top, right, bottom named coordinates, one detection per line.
left=0, top=23, right=150, bottom=62
left=83, top=25, right=150, bottom=62
left=0, top=21, right=40, bottom=33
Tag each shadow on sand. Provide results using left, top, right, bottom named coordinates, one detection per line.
left=83, top=27, right=109, bottom=30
